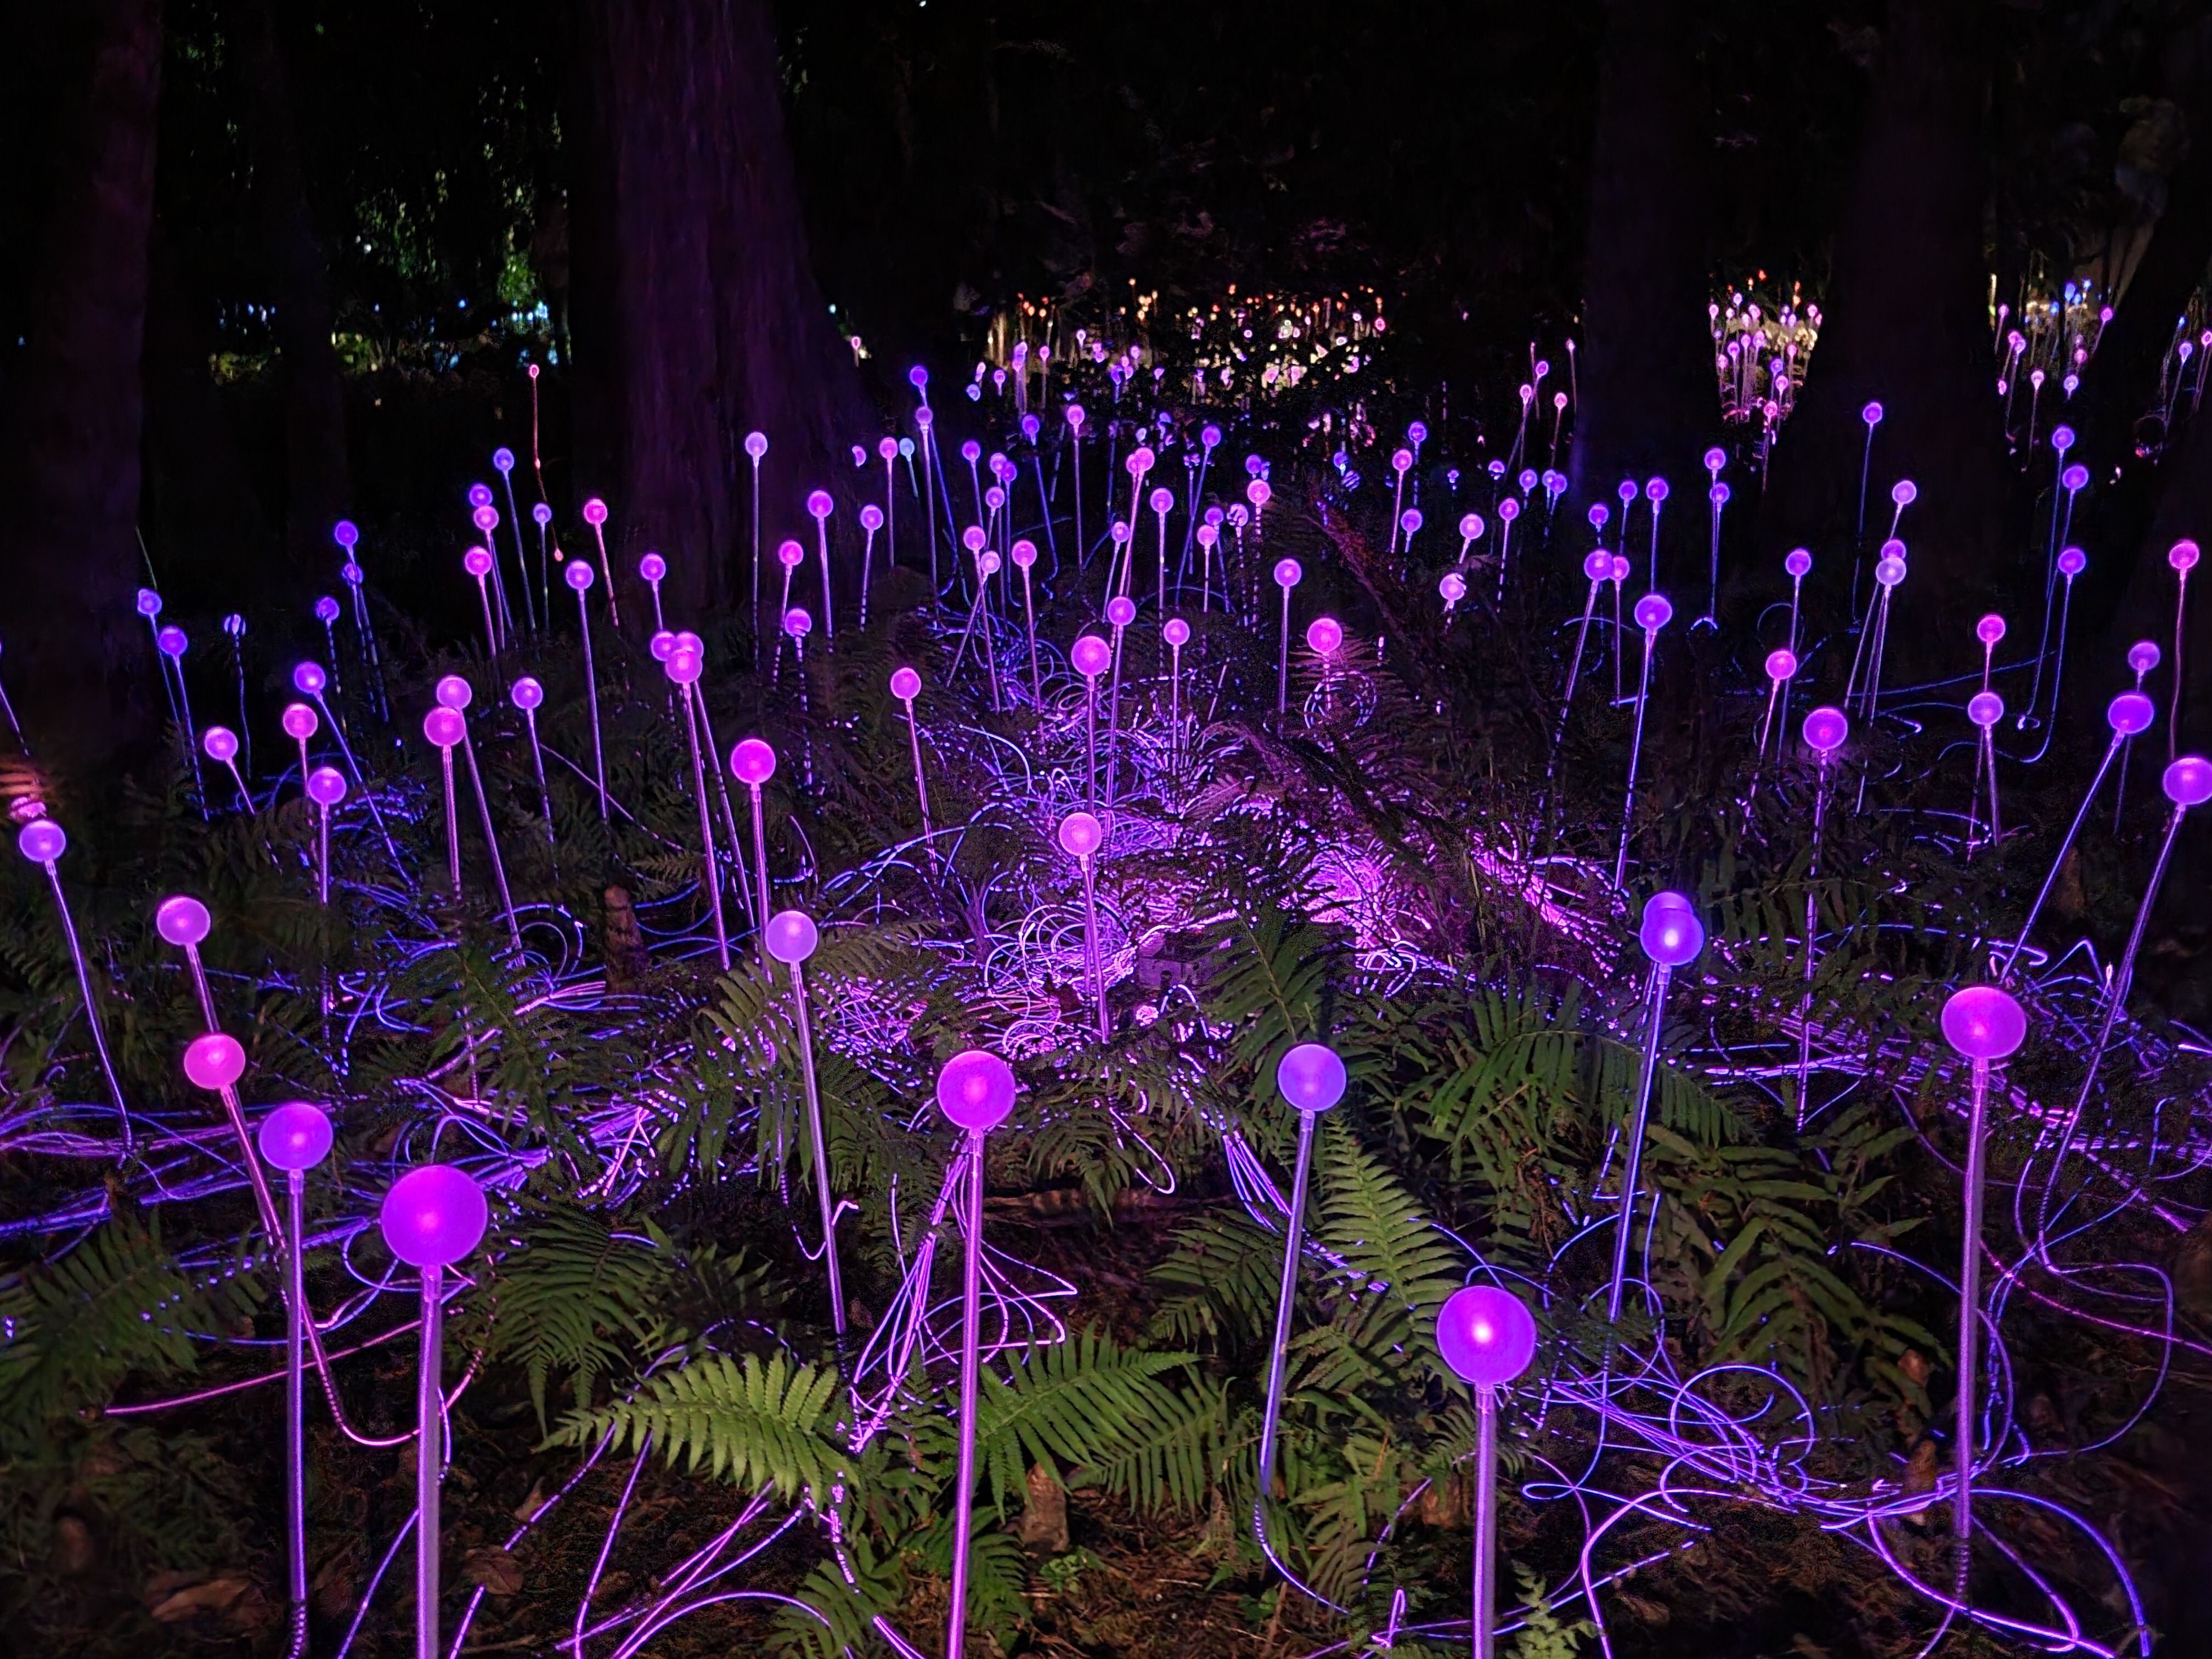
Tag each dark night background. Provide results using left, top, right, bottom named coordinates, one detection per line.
left=7, top=2, right=2212, bottom=1655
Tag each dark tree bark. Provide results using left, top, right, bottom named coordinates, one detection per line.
left=0, top=0, right=163, bottom=786
left=565, top=0, right=868, bottom=625
left=1568, top=0, right=1718, bottom=575
left=1761, top=0, right=2006, bottom=660
left=240, top=0, right=349, bottom=568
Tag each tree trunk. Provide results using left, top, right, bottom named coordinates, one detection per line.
left=0, top=0, right=163, bottom=788
left=1761, top=0, right=2006, bottom=668
left=240, top=0, right=349, bottom=570
left=1569, top=0, right=1718, bottom=580
left=565, top=0, right=868, bottom=626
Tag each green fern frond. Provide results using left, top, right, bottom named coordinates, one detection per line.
left=556, top=1349, right=847, bottom=1504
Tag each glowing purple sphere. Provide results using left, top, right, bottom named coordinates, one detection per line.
left=764, top=910, right=819, bottom=965
left=1874, top=555, right=1908, bottom=589
left=649, top=630, right=677, bottom=663
left=2129, top=640, right=2162, bottom=676
left=493, top=447, right=515, bottom=473
left=435, top=674, right=472, bottom=710
left=1862, top=402, right=1883, bottom=426
left=806, top=490, right=834, bottom=521
left=565, top=560, right=595, bottom=591
left=745, top=431, right=769, bottom=460
left=201, top=725, right=240, bottom=763
left=1276, top=1042, right=1348, bottom=1114
left=2062, top=464, right=2090, bottom=493
left=582, top=498, right=608, bottom=527
left=1646, top=477, right=1669, bottom=503
left=1941, top=985, right=2026, bottom=1062
left=1633, top=594, right=1673, bottom=632
left=462, top=546, right=493, bottom=579
left=1784, top=548, right=1812, bottom=578
left=183, top=1031, right=247, bottom=1091
left=1248, top=480, right=1272, bottom=508
left=467, top=483, right=493, bottom=510
left=1764, top=648, right=1798, bottom=683
left=16, top=819, right=65, bottom=864
left=292, top=661, right=328, bottom=697
left=423, top=708, right=465, bottom=749
left=890, top=667, right=922, bottom=701
left=1638, top=892, right=1705, bottom=968
left=258, top=1102, right=334, bottom=1172
left=730, top=738, right=777, bottom=786
left=1891, top=479, right=1917, bottom=507
left=155, top=894, right=211, bottom=946
left=783, top=607, right=812, bottom=639
left=2164, top=756, right=2212, bottom=808
left=2107, top=692, right=2154, bottom=736
left=1801, top=707, right=1848, bottom=755
left=1106, top=596, right=1137, bottom=628
left=1975, top=614, right=2005, bottom=646
left=157, top=626, right=188, bottom=658
left=306, top=766, right=348, bottom=807
left=1071, top=635, right=1112, bottom=678
left=1011, top=538, right=1037, bottom=569
left=2056, top=546, right=2085, bottom=578
left=2170, top=539, right=2200, bottom=574
left=137, top=588, right=163, bottom=618
left=1436, top=1284, right=1538, bottom=1388
left=1607, top=554, right=1631, bottom=584
left=314, top=595, right=341, bottom=623
left=1439, top=572, right=1468, bottom=603
left=1967, top=691, right=2004, bottom=730
left=1164, top=618, right=1192, bottom=648
left=667, top=647, right=704, bottom=686
left=1057, top=810, right=1104, bottom=860
left=1703, top=447, right=1726, bottom=475
left=639, top=552, right=667, bottom=584
left=1582, top=551, right=1611, bottom=583
left=1459, top=512, right=1483, bottom=540
left=510, top=676, right=544, bottom=713
left=1306, top=617, right=1345, bottom=656
left=936, top=1050, right=1017, bottom=1134
left=778, top=538, right=806, bottom=569
left=282, top=702, right=318, bottom=741
left=380, top=1165, right=488, bottom=1269
left=1587, top=503, right=1610, bottom=532
left=1149, top=487, right=1175, bottom=515
left=332, top=520, right=359, bottom=549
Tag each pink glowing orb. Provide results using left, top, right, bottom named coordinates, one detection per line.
left=183, top=1031, right=247, bottom=1091
left=936, top=1049, right=1017, bottom=1133
left=2129, top=640, right=2162, bottom=676
left=468, top=483, right=493, bottom=510
left=292, top=661, right=327, bottom=697
left=639, top=552, right=667, bottom=584
left=1149, top=487, right=1175, bottom=515
left=137, top=588, right=163, bottom=618
left=435, top=674, right=473, bottom=710
left=1874, top=555, right=1908, bottom=589
left=1498, top=496, right=1520, bottom=521
left=1011, top=538, right=1037, bottom=569
left=1803, top=706, right=1849, bottom=755
left=1941, top=985, right=2026, bottom=1062
left=1227, top=504, right=1249, bottom=528
left=201, top=725, right=240, bottom=764
left=380, top=1165, right=488, bottom=1268
left=423, top=708, right=466, bottom=749
left=1765, top=648, right=1798, bottom=682
left=745, top=431, right=769, bottom=460
left=1609, top=555, right=1632, bottom=584
left=1703, top=447, right=1726, bottom=475
left=1276, top=1042, right=1347, bottom=1113
left=667, top=647, right=704, bottom=686
left=1071, top=635, right=1111, bottom=678
left=730, top=738, right=777, bottom=786
left=860, top=505, right=884, bottom=533
left=306, top=766, right=348, bottom=806
left=582, top=498, right=608, bottom=527
left=510, top=676, right=544, bottom=712
left=1132, top=446, right=1155, bottom=472
left=1273, top=558, right=1302, bottom=589
left=1784, top=548, right=1812, bottom=578
left=1458, top=512, right=1483, bottom=540
left=531, top=503, right=551, bottom=527
left=343, top=561, right=364, bottom=584
left=462, top=546, right=493, bottom=579
left=1105, top=596, right=1137, bottom=628
left=155, top=895, right=211, bottom=947
left=565, top=560, right=595, bottom=591
left=675, top=630, right=703, bottom=654
left=2170, top=539, right=2200, bottom=573
left=332, top=520, right=359, bottom=549
left=492, top=447, right=515, bottom=474
left=1197, top=523, right=1218, bottom=548
left=806, top=490, right=834, bottom=521
left=1400, top=508, right=1425, bottom=538
left=1709, top=482, right=1731, bottom=506
left=1968, top=691, right=2004, bottom=729
left=915, top=406, right=933, bottom=429
left=157, top=626, right=188, bottom=658
left=878, top=436, right=900, bottom=461
left=1437, top=1284, right=1538, bottom=1388
left=1646, top=477, right=1669, bottom=503
left=890, top=667, right=922, bottom=701
left=1439, top=572, right=1467, bottom=603
left=1633, top=594, right=1673, bottom=632
left=1389, top=448, right=1412, bottom=475
left=282, top=702, right=319, bottom=741
left=1057, top=810, right=1104, bottom=860
left=1203, top=422, right=1224, bottom=448
left=1065, top=404, right=1085, bottom=429
left=1891, top=479, right=1917, bottom=507
left=258, top=1102, right=333, bottom=1172
left=2108, top=692, right=2155, bottom=736
left=1306, top=617, right=1345, bottom=656
left=650, top=629, right=676, bottom=663
left=2052, top=425, right=2075, bottom=453
left=1587, top=503, right=1610, bottom=532
left=1975, top=614, right=2006, bottom=646
left=2052, top=544, right=2084, bottom=579
left=473, top=505, right=499, bottom=534
left=977, top=550, right=1002, bottom=577
left=16, top=818, right=65, bottom=865
left=1248, top=480, right=1272, bottom=508
left=1163, top=618, right=1192, bottom=648
left=1579, top=551, right=1611, bottom=584
left=960, top=526, right=986, bottom=555
left=783, top=607, right=812, bottom=639
left=2165, top=756, right=2212, bottom=807
left=1639, top=891, right=1704, bottom=968
left=778, top=538, right=806, bottom=569
left=1861, top=402, right=1883, bottom=426
left=764, top=910, right=819, bottom=965
left=314, top=595, right=341, bottom=624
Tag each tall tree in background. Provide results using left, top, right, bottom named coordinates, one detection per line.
left=1764, top=0, right=2006, bottom=653
left=0, top=0, right=164, bottom=782
left=565, top=0, right=868, bottom=623
left=1569, top=0, right=1718, bottom=575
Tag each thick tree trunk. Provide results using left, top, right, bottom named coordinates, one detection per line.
left=566, top=0, right=867, bottom=626
left=1568, top=0, right=1717, bottom=580
left=0, top=0, right=163, bottom=787
left=1761, top=0, right=2006, bottom=667
left=241, top=0, right=349, bottom=569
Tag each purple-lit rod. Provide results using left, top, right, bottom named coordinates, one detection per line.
left=1012, top=539, right=1043, bottom=708
left=1611, top=595, right=1673, bottom=889
left=730, top=741, right=778, bottom=969
left=566, top=562, right=610, bottom=821
left=890, top=669, right=936, bottom=871
left=257, top=1102, right=332, bottom=1659
left=2023, top=549, right=2087, bottom=761
left=307, top=766, right=348, bottom=907
left=2166, top=540, right=2198, bottom=758
left=2001, top=692, right=2153, bottom=980
left=437, top=677, right=522, bottom=954
left=668, top=649, right=730, bottom=972
left=1606, top=894, right=1703, bottom=1322
left=581, top=497, right=622, bottom=628
left=936, top=1052, right=1017, bottom=1659
left=766, top=910, right=845, bottom=1340
left=19, top=821, right=129, bottom=1147
left=1795, top=709, right=1849, bottom=1123
left=1436, top=1287, right=1538, bottom=1659
left=1059, top=812, right=1110, bottom=1042
left=1072, top=636, right=1110, bottom=806
left=1274, top=559, right=1302, bottom=726
left=510, top=677, right=555, bottom=853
